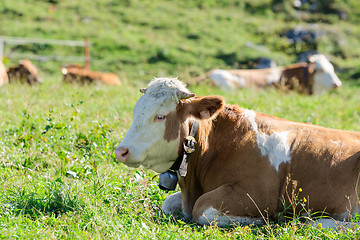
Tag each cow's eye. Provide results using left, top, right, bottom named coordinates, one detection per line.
left=154, top=114, right=166, bottom=122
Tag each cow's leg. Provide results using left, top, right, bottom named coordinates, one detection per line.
left=192, top=184, right=265, bottom=227
left=162, top=192, right=183, bottom=216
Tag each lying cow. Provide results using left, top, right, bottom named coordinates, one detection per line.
left=61, top=65, right=121, bottom=85
left=0, top=61, right=8, bottom=87
left=195, top=54, right=342, bottom=94
left=7, top=59, right=40, bottom=85
left=115, top=77, right=360, bottom=228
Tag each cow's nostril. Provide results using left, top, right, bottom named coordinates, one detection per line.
left=122, top=149, right=129, bottom=158
left=115, top=147, right=130, bottom=162
left=333, top=83, right=341, bottom=89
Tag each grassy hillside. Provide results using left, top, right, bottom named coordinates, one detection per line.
left=1, top=0, right=360, bottom=239
left=1, top=0, right=360, bottom=83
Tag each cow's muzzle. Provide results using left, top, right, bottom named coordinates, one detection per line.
left=115, top=147, right=129, bottom=162
left=158, top=170, right=178, bottom=191
left=333, top=82, right=342, bottom=89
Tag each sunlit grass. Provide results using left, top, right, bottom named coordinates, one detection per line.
left=1, top=0, right=360, bottom=238
left=0, top=75, right=360, bottom=238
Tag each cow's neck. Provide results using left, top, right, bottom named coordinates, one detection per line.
left=179, top=105, right=252, bottom=188
left=302, top=64, right=314, bottom=94
left=168, top=120, right=199, bottom=176
left=178, top=106, right=254, bottom=217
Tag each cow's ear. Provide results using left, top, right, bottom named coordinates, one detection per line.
left=186, top=96, right=224, bottom=119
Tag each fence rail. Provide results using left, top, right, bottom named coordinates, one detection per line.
left=0, top=36, right=87, bottom=47
left=0, top=36, right=90, bottom=67
left=6, top=53, right=87, bottom=62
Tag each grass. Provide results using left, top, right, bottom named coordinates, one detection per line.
left=1, top=77, right=360, bottom=239
left=1, top=0, right=360, bottom=238
left=1, top=0, right=360, bottom=81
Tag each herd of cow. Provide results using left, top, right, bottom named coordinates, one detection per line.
left=195, top=54, right=342, bottom=95
left=0, top=59, right=121, bottom=87
left=2, top=54, right=357, bottom=229
left=0, top=53, right=342, bottom=95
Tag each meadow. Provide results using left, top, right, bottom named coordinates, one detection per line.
left=1, top=0, right=360, bottom=239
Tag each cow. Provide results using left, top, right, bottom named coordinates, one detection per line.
left=61, top=65, right=121, bottom=85
left=0, top=61, right=8, bottom=87
left=115, top=77, right=360, bottom=229
left=194, top=54, right=342, bottom=95
left=7, top=59, right=41, bottom=85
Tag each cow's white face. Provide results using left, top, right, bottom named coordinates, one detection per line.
left=118, top=95, right=179, bottom=172
left=115, top=78, right=193, bottom=173
left=311, top=54, right=342, bottom=94
left=115, top=78, right=224, bottom=173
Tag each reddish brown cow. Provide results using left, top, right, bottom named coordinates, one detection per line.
left=61, top=66, right=121, bottom=85
left=195, top=54, right=342, bottom=94
left=7, top=59, right=40, bottom=85
left=0, top=61, right=8, bottom=87
left=115, top=78, right=360, bottom=228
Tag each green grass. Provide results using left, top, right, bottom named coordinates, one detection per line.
left=1, top=77, right=360, bottom=239
left=1, top=0, right=360, bottom=238
left=1, top=0, right=360, bottom=81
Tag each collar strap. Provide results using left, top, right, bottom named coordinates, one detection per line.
left=169, top=120, right=199, bottom=177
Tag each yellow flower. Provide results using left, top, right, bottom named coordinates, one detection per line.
left=317, top=223, right=323, bottom=228
left=299, top=188, right=302, bottom=192
left=303, top=197, right=307, bottom=203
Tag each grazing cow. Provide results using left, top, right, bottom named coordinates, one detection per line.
left=195, top=54, right=342, bottom=94
left=61, top=65, right=121, bottom=85
left=0, top=61, right=8, bottom=87
left=7, top=59, right=40, bottom=85
left=115, top=78, right=360, bottom=228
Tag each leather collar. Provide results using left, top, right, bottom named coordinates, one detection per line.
left=169, top=120, right=199, bottom=177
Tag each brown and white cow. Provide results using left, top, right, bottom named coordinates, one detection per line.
left=61, top=65, right=121, bottom=85
left=0, top=61, right=8, bottom=87
left=7, top=59, right=40, bottom=85
left=195, top=54, right=342, bottom=94
left=115, top=78, right=360, bottom=228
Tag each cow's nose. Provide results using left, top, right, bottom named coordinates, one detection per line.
left=333, top=82, right=341, bottom=89
left=115, top=147, right=129, bottom=162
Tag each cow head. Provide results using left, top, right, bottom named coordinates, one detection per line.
left=115, top=78, right=224, bottom=173
left=309, top=54, right=342, bottom=94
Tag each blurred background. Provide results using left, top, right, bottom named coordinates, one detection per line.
left=1, top=0, right=360, bottom=85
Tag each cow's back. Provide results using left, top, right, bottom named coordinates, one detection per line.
left=63, top=67, right=120, bottom=85
left=227, top=67, right=283, bottom=87
left=20, top=59, right=39, bottom=78
left=7, top=59, right=40, bottom=85
left=100, top=73, right=121, bottom=85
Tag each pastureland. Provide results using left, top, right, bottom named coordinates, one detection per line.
left=0, top=76, right=359, bottom=238
left=1, top=0, right=360, bottom=237
left=1, top=0, right=360, bottom=82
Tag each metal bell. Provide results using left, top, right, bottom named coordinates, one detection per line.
left=159, top=170, right=178, bottom=191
